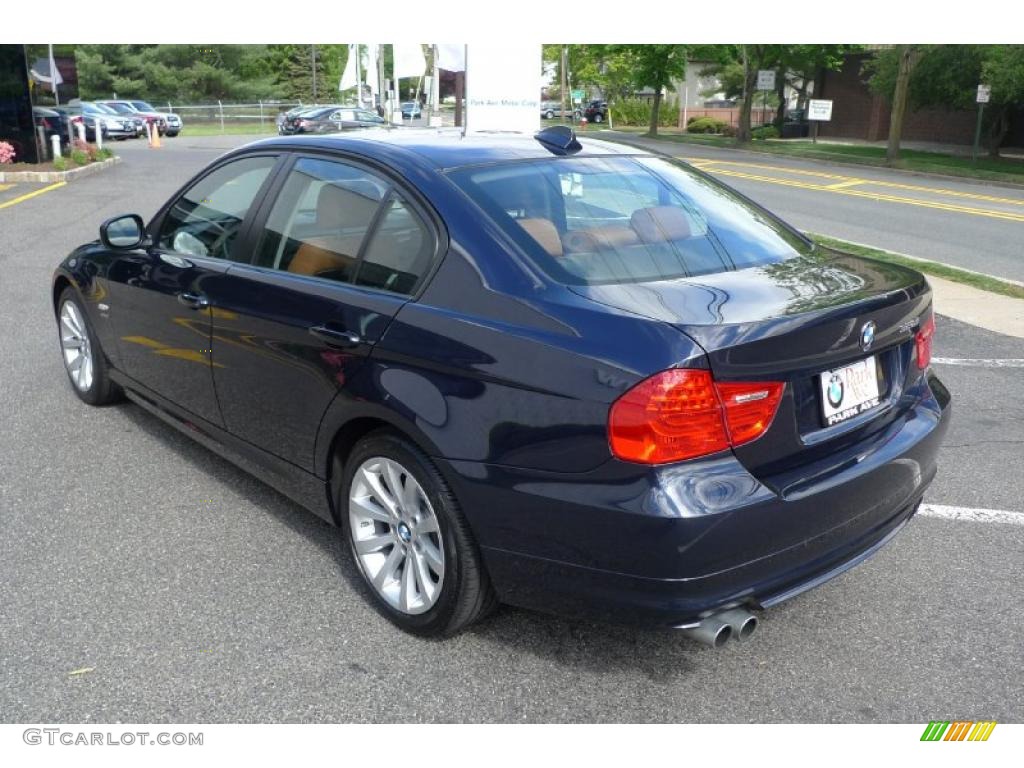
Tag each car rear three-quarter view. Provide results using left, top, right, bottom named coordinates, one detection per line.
left=52, top=128, right=951, bottom=645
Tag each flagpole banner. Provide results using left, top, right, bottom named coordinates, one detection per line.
left=393, top=43, right=426, bottom=80
left=464, top=43, right=540, bottom=134
left=339, top=44, right=358, bottom=92
left=435, top=43, right=465, bottom=73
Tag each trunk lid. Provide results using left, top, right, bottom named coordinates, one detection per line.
left=571, top=249, right=933, bottom=486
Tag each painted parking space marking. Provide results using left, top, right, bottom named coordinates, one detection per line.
left=919, top=504, right=1024, bottom=526
left=933, top=357, right=1024, bottom=368
left=0, top=181, right=66, bottom=210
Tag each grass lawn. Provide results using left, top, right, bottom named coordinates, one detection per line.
left=809, top=233, right=1024, bottom=300
left=181, top=122, right=277, bottom=137
left=612, top=127, right=1024, bottom=186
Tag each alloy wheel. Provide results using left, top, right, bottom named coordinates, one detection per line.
left=60, top=301, right=94, bottom=392
left=348, top=457, right=445, bottom=615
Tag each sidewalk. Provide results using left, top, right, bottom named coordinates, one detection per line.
left=929, top=275, right=1024, bottom=339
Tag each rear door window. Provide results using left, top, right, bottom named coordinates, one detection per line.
left=448, top=156, right=810, bottom=285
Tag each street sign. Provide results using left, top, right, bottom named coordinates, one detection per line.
left=571, top=89, right=585, bottom=103
left=808, top=99, right=833, bottom=121
left=977, top=84, right=991, bottom=103
left=757, top=70, right=776, bottom=91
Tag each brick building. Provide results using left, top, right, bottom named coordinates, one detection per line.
left=816, top=52, right=979, bottom=145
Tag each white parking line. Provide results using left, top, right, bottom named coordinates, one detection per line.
left=919, top=504, right=1024, bottom=526
left=932, top=357, right=1024, bottom=368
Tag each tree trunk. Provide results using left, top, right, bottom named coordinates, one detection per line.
left=886, top=45, right=917, bottom=165
left=648, top=88, right=662, bottom=136
left=987, top=107, right=1010, bottom=158
left=736, top=58, right=757, bottom=142
left=774, top=67, right=786, bottom=129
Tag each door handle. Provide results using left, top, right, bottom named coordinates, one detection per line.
left=177, top=291, right=209, bottom=310
left=309, top=325, right=362, bottom=348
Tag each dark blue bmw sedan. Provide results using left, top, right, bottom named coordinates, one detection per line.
left=52, top=127, right=950, bottom=645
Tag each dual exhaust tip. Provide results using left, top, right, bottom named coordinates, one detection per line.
left=680, top=608, right=759, bottom=648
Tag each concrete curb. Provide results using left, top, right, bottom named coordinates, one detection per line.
left=0, top=156, right=121, bottom=183
left=596, top=131, right=1024, bottom=193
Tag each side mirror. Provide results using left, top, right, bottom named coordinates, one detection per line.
left=100, top=214, right=145, bottom=249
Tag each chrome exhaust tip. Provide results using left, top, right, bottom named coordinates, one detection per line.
left=718, top=608, right=759, bottom=641
left=679, top=616, right=732, bottom=648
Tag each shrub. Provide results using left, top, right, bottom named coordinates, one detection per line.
left=607, top=97, right=682, bottom=128
left=686, top=117, right=727, bottom=134
left=0, top=141, right=15, bottom=164
left=72, top=139, right=99, bottom=161
left=721, top=124, right=738, bottom=138
left=53, top=156, right=67, bottom=171
left=96, top=147, right=113, bottom=161
left=751, top=125, right=781, bottom=140
left=70, top=149, right=90, bottom=166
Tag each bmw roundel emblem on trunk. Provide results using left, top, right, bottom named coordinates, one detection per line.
left=860, top=321, right=877, bottom=351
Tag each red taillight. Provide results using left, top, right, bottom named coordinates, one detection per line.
left=915, top=313, right=935, bottom=370
left=608, top=369, right=784, bottom=465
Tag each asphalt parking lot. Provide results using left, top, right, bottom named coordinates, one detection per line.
left=1, top=135, right=1022, bottom=723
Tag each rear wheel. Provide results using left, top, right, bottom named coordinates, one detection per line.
left=340, top=430, right=496, bottom=636
left=57, top=288, right=121, bottom=406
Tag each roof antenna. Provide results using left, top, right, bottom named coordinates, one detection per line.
left=534, top=125, right=582, bottom=156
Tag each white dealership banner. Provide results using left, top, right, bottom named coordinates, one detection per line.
left=464, top=43, right=541, bottom=134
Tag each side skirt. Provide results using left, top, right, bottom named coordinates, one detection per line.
left=112, top=370, right=335, bottom=525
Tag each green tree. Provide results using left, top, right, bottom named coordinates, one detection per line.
left=620, top=45, right=688, bottom=136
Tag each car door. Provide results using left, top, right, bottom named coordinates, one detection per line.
left=204, top=154, right=440, bottom=471
left=104, top=154, right=280, bottom=427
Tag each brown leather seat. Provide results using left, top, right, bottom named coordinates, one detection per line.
left=288, top=182, right=381, bottom=277
left=562, top=226, right=640, bottom=253
left=517, top=217, right=563, bottom=258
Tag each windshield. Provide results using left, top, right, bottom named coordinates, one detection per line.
left=131, top=101, right=156, bottom=112
left=105, top=103, right=133, bottom=114
left=447, top=155, right=812, bottom=286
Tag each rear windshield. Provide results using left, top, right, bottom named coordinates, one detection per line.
left=447, top=155, right=811, bottom=285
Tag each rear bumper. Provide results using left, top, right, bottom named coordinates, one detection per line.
left=444, top=371, right=951, bottom=627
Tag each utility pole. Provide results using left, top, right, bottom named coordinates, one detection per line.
left=560, top=45, right=568, bottom=124
left=311, top=44, right=318, bottom=103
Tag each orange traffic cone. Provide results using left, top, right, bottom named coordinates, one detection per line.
left=151, top=121, right=162, bottom=148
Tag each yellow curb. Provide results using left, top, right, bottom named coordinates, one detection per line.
left=0, top=181, right=66, bottom=210
left=928, top=275, right=1024, bottom=339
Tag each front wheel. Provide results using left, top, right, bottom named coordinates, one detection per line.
left=593, top=113, right=604, bottom=123
left=56, top=288, right=122, bottom=405
left=340, top=430, right=496, bottom=636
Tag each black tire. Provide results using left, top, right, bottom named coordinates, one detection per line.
left=545, top=110, right=555, bottom=119
left=166, top=131, right=179, bottom=137
left=593, top=112, right=604, bottom=123
left=56, top=287, right=122, bottom=406
left=338, top=429, right=497, bottom=637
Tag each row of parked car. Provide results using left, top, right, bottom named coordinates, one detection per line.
left=276, top=102, right=424, bottom=135
left=539, top=100, right=609, bottom=123
left=33, top=99, right=183, bottom=149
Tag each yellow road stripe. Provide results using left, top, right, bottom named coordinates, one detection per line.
left=707, top=167, right=1024, bottom=223
left=687, top=157, right=1024, bottom=207
left=0, top=183, right=14, bottom=192
left=0, top=181, right=66, bottom=210
left=979, top=721, right=997, bottom=741
left=826, top=179, right=866, bottom=190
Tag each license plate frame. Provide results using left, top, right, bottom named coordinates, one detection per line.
left=819, top=356, right=881, bottom=427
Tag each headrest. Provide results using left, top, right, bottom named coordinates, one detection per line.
left=630, top=206, right=692, bottom=243
left=316, top=182, right=381, bottom=231
left=517, top=218, right=563, bottom=258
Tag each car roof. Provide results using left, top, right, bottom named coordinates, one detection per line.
left=243, top=129, right=647, bottom=170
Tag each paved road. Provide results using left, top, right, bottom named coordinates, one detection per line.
left=601, top=132, right=1024, bottom=283
left=1, top=136, right=1022, bottom=723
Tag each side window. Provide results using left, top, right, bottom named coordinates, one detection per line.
left=159, top=156, right=276, bottom=261
left=253, top=157, right=388, bottom=284
left=354, top=195, right=433, bottom=295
